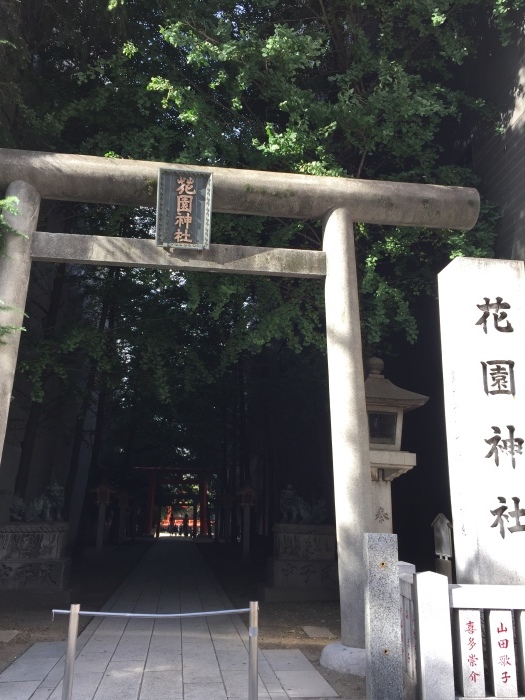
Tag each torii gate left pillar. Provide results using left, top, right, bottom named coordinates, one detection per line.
left=0, top=180, right=40, bottom=523
left=0, top=149, right=480, bottom=672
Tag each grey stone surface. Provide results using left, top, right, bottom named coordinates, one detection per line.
left=0, top=180, right=40, bottom=501
left=302, top=626, right=336, bottom=639
left=264, top=650, right=338, bottom=699
left=273, top=524, right=336, bottom=560
left=263, top=650, right=315, bottom=671
left=260, top=585, right=339, bottom=603
left=0, top=557, right=70, bottom=592
left=414, top=571, right=454, bottom=700
left=369, top=451, right=417, bottom=535
left=0, top=540, right=339, bottom=699
left=323, top=208, right=371, bottom=649
left=45, top=672, right=104, bottom=700
left=0, top=148, right=479, bottom=228
left=273, top=670, right=338, bottom=698
left=145, top=650, right=182, bottom=671
left=455, top=609, right=485, bottom=697
left=487, top=609, right=518, bottom=697
left=264, top=512, right=338, bottom=603
left=267, top=558, right=339, bottom=589
left=215, top=649, right=250, bottom=670
left=0, top=522, right=69, bottom=560
left=139, top=669, right=183, bottom=699
left=439, top=257, right=525, bottom=584
left=111, top=641, right=150, bottom=661
left=21, top=641, right=67, bottom=659
left=0, top=522, right=70, bottom=593
left=26, top=688, right=56, bottom=700
left=431, top=513, right=453, bottom=558
left=32, top=232, right=326, bottom=279
left=320, top=642, right=366, bottom=676
left=105, top=659, right=146, bottom=673
left=397, top=561, right=415, bottom=576
left=92, top=669, right=143, bottom=700
left=435, top=558, right=453, bottom=583
left=0, top=630, right=18, bottom=643
left=363, top=534, right=403, bottom=700
left=182, top=682, right=227, bottom=700
left=0, top=680, right=40, bottom=699
left=36, top=661, right=64, bottom=685
left=0, top=656, right=60, bottom=682
left=221, top=669, right=272, bottom=699
left=369, top=478, right=393, bottom=534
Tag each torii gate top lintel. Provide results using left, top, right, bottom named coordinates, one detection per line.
left=0, top=148, right=479, bottom=230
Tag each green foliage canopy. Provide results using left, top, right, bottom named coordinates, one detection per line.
left=120, top=0, right=514, bottom=352
left=0, top=0, right=522, bottom=473
left=2, top=0, right=519, bottom=353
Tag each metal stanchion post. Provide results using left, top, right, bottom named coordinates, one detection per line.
left=248, top=600, right=259, bottom=700
left=62, top=603, right=80, bottom=700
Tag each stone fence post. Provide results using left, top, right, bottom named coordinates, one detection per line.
left=414, top=571, right=455, bottom=700
left=364, top=533, right=403, bottom=700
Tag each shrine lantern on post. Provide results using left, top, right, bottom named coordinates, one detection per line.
left=365, top=357, right=428, bottom=533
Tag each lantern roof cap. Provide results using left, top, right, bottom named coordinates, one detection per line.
left=365, top=357, right=428, bottom=412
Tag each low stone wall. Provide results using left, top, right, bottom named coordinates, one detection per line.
left=0, top=522, right=70, bottom=591
left=261, top=523, right=339, bottom=602
left=267, top=558, right=338, bottom=588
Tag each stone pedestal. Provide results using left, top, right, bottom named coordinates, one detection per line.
left=364, top=533, right=403, bottom=698
left=369, top=449, right=417, bottom=533
left=260, top=524, right=339, bottom=602
left=0, top=522, right=70, bottom=600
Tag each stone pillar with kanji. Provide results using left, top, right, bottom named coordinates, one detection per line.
left=439, top=258, right=525, bottom=584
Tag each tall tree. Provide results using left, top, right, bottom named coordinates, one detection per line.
left=1, top=0, right=522, bottom=535
left=2, top=0, right=518, bottom=349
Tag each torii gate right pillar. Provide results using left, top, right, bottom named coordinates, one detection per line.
left=323, top=207, right=372, bottom=652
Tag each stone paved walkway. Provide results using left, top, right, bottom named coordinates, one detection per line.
left=0, top=539, right=339, bottom=699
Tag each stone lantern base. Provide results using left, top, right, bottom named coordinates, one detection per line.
left=0, top=522, right=70, bottom=604
left=260, top=523, right=339, bottom=602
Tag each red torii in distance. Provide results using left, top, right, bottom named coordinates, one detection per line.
left=133, top=466, right=210, bottom=538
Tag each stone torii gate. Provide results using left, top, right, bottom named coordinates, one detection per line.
left=0, top=148, right=479, bottom=666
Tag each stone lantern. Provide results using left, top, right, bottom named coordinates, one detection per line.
left=365, top=357, right=428, bottom=533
